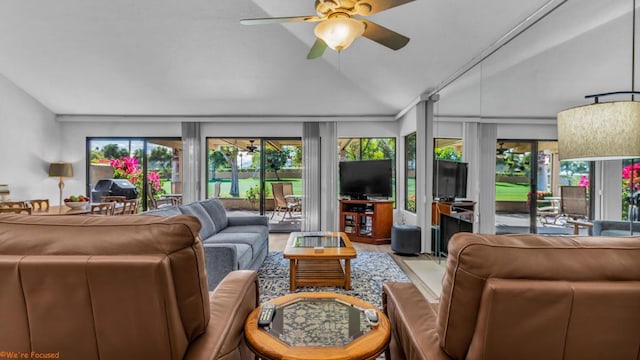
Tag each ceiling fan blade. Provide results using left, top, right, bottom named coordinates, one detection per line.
left=364, top=0, right=415, bottom=15
left=361, top=20, right=410, bottom=50
left=307, top=38, right=328, bottom=59
left=240, top=15, right=322, bottom=25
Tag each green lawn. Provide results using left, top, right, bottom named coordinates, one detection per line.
left=495, top=181, right=530, bottom=201
left=208, top=178, right=303, bottom=198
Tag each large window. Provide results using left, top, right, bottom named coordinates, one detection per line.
left=434, top=138, right=463, bottom=161
left=622, top=158, right=640, bottom=220
left=405, top=133, right=416, bottom=212
left=205, top=138, right=302, bottom=232
left=87, top=138, right=182, bottom=211
left=339, top=137, right=396, bottom=204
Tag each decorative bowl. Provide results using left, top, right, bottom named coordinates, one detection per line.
left=65, top=201, right=88, bottom=210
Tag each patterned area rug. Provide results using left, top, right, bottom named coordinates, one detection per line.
left=258, top=252, right=411, bottom=309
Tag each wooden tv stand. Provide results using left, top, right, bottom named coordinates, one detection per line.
left=339, top=199, right=393, bottom=245
left=432, top=201, right=476, bottom=225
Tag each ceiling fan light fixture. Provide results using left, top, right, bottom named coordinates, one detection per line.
left=313, top=15, right=364, bottom=51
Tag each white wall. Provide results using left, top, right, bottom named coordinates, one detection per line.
left=337, top=121, right=398, bottom=138
left=397, top=107, right=418, bottom=225
left=200, top=121, right=302, bottom=138
left=0, top=74, right=60, bottom=203
left=58, top=120, right=182, bottom=201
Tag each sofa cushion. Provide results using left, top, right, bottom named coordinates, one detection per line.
left=179, top=203, right=216, bottom=239
left=199, top=198, right=229, bottom=231
left=233, top=244, right=253, bottom=269
left=218, top=225, right=269, bottom=242
left=202, top=242, right=252, bottom=270
left=207, top=231, right=266, bottom=257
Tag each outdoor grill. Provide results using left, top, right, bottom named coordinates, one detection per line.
left=91, top=179, right=138, bottom=202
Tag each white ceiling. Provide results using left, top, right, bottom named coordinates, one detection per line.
left=0, top=0, right=635, bottom=119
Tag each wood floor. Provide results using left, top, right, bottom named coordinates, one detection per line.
left=268, top=233, right=439, bottom=302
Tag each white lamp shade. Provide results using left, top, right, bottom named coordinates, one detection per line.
left=557, top=101, right=640, bottom=161
left=314, top=17, right=365, bottom=52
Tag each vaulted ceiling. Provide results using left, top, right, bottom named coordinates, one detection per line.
left=0, top=0, right=634, bottom=119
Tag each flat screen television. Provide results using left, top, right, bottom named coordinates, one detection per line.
left=339, top=159, right=392, bottom=200
left=433, top=160, right=468, bottom=202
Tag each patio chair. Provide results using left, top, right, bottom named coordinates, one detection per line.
left=282, top=182, right=301, bottom=217
left=271, top=182, right=298, bottom=220
left=537, top=197, right=560, bottom=225
left=558, top=185, right=593, bottom=234
left=560, top=186, right=589, bottom=221
left=146, top=186, right=176, bottom=210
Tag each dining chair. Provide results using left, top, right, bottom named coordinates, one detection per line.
left=0, top=207, right=31, bottom=214
left=119, top=198, right=140, bottom=215
left=28, top=199, right=50, bottom=212
left=99, top=196, right=126, bottom=203
left=0, top=201, right=28, bottom=209
left=90, top=202, right=116, bottom=216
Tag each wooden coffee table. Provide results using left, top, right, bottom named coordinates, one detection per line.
left=284, top=232, right=357, bottom=291
left=244, top=292, right=390, bottom=360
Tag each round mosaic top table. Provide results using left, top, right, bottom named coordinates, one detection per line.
left=244, top=292, right=390, bottom=360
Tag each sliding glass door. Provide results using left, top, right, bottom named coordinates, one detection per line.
left=495, top=141, right=534, bottom=233
left=87, top=137, right=182, bottom=211
left=495, top=140, right=592, bottom=234
left=206, top=137, right=302, bottom=232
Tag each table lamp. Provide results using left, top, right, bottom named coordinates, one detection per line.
left=49, top=162, right=73, bottom=206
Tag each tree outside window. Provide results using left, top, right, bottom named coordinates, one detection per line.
left=405, top=133, right=416, bottom=212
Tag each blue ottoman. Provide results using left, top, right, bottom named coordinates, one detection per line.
left=391, top=225, right=421, bottom=254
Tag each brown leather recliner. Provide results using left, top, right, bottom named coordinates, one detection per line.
left=0, top=214, right=259, bottom=360
left=383, top=233, right=640, bottom=360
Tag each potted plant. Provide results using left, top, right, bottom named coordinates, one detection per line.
left=245, top=185, right=260, bottom=210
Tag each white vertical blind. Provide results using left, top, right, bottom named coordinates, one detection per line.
left=181, top=122, right=201, bottom=203
left=416, top=100, right=434, bottom=253
left=320, top=122, right=338, bottom=231
left=477, top=123, right=497, bottom=234
left=302, top=123, right=321, bottom=231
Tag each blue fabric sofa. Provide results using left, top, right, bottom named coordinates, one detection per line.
left=143, top=198, right=269, bottom=290
left=592, top=220, right=640, bottom=236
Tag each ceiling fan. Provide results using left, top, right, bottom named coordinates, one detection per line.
left=240, top=0, right=415, bottom=59
left=246, top=139, right=259, bottom=153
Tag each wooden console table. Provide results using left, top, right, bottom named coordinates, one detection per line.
left=339, top=199, right=393, bottom=244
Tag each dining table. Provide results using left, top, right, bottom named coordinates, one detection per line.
left=31, top=205, right=91, bottom=216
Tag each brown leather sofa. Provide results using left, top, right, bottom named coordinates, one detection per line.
left=383, top=233, right=640, bottom=360
left=0, top=214, right=259, bottom=360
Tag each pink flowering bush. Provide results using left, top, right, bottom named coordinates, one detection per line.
left=578, top=175, right=589, bottom=187
left=110, top=156, right=163, bottom=198
left=622, top=162, right=640, bottom=191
